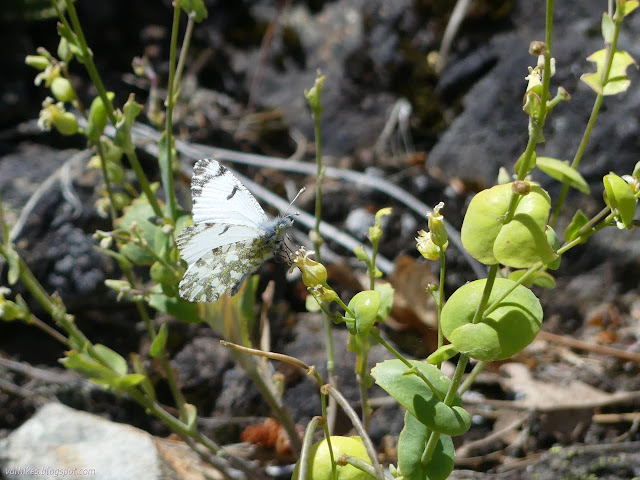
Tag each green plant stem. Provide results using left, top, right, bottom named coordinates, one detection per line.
left=27, top=314, right=70, bottom=346
left=61, top=0, right=116, bottom=125
left=471, top=264, right=499, bottom=324
left=299, top=416, right=323, bottom=480
left=162, top=2, right=182, bottom=221
left=0, top=190, right=9, bottom=245
left=370, top=329, right=444, bottom=403
left=422, top=353, right=470, bottom=465
left=323, top=384, right=386, bottom=480
left=219, top=340, right=305, bottom=455
left=515, top=0, right=554, bottom=181
left=436, top=255, right=446, bottom=369
left=122, top=147, right=164, bottom=218
left=459, top=360, right=486, bottom=394
left=341, top=455, right=380, bottom=478
left=96, top=140, right=117, bottom=223
left=174, top=13, right=195, bottom=90
left=550, top=7, right=622, bottom=225
left=356, top=338, right=371, bottom=431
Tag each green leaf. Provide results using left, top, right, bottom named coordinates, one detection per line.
left=114, top=94, right=143, bottom=150
left=536, top=157, right=590, bottom=194
left=181, top=0, right=208, bottom=21
left=114, top=194, right=162, bottom=265
left=131, top=353, right=156, bottom=400
left=544, top=226, right=562, bottom=270
left=150, top=261, right=179, bottom=297
left=461, top=182, right=554, bottom=268
left=426, top=344, right=459, bottom=365
left=603, top=172, right=637, bottom=229
left=371, top=359, right=470, bottom=436
left=374, top=283, right=394, bottom=323
left=514, top=151, right=537, bottom=177
left=93, top=344, right=128, bottom=376
left=148, top=292, right=201, bottom=323
left=60, top=351, right=118, bottom=381
left=149, top=323, right=168, bottom=358
left=87, top=93, right=115, bottom=145
left=6, top=248, right=20, bottom=285
left=441, top=279, right=543, bottom=362
left=113, top=373, right=146, bottom=390
left=618, top=0, right=639, bottom=18
left=508, top=269, right=557, bottom=289
left=581, top=49, right=638, bottom=96
left=601, top=12, right=615, bottom=43
left=565, top=210, right=589, bottom=243
left=183, top=403, right=198, bottom=431
left=347, top=290, right=381, bottom=336
left=397, top=412, right=455, bottom=480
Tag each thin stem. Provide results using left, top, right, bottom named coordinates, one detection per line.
left=550, top=4, right=622, bottom=225
left=174, top=14, right=195, bottom=90
left=370, top=329, right=444, bottom=403
left=459, top=360, right=486, bottom=394
left=162, top=2, right=182, bottom=221
left=62, top=0, right=117, bottom=125
left=470, top=264, right=499, bottom=324
left=436, top=255, right=446, bottom=369
left=27, top=314, right=70, bottom=347
left=323, top=384, right=386, bottom=480
left=356, top=338, right=371, bottom=431
left=97, top=140, right=117, bottom=223
left=122, top=147, right=164, bottom=218
left=422, top=354, right=469, bottom=465
left=0, top=190, right=9, bottom=245
left=298, top=417, right=326, bottom=480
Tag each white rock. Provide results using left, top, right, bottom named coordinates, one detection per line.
left=0, top=403, right=163, bottom=480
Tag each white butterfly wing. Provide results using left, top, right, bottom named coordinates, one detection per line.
left=190, top=158, right=268, bottom=227
left=176, top=222, right=262, bottom=265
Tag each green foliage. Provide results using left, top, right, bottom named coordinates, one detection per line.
left=371, top=359, right=471, bottom=436
left=603, top=172, right=637, bottom=229
left=397, top=412, right=455, bottom=480
left=441, top=279, right=543, bottom=361
left=461, top=182, right=556, bottom=267
left=581, top=49, right=638, bottom=96
left=536, top=157, right=590, bottom=194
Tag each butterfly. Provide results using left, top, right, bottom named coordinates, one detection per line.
left=176, top=158, right=294, bottom=303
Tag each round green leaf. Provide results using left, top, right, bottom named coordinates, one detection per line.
left=441, top=279, right=543, bottom=362
left=348, top=290, right=381, bottom=335
left=398, top=412, right=455, bottom=480
left=371, top=359, right=470, bottom=436
left=292, top=436, right=371, bottom=480
left=461, top=183, right=554, bottom=267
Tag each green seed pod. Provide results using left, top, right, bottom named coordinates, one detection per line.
left=54, top=111, right=79, bottom=136
left=50, top=77, right=74, bottom=102
left=25, top=55, right=50, bottom=70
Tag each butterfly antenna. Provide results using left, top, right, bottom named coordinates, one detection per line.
left=284, top=187, right=306, bottom=217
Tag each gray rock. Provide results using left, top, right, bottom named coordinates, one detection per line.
left=0, top=403, right=166, bottom=480
left=429, top=0, right=640, bottom=193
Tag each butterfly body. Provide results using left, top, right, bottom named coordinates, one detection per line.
left=177, top=158, right=293, bottom=303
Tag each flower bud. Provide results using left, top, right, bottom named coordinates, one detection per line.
left=50, top=77, right=75, bottom=102
left=416, top=230, right=442, bottom=261
left=512, top=180, right=531, bottom=195
left=427, top=202, right=448, bottom=249
left=38, top=98, right=78, bottom=135
left=290, top=247, right=328, bottom=288
left=529, top=41, right=546, bottom=56
left=25, top=55, right=50, bottom=71
left=57, top=37, right=73, bottom=63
